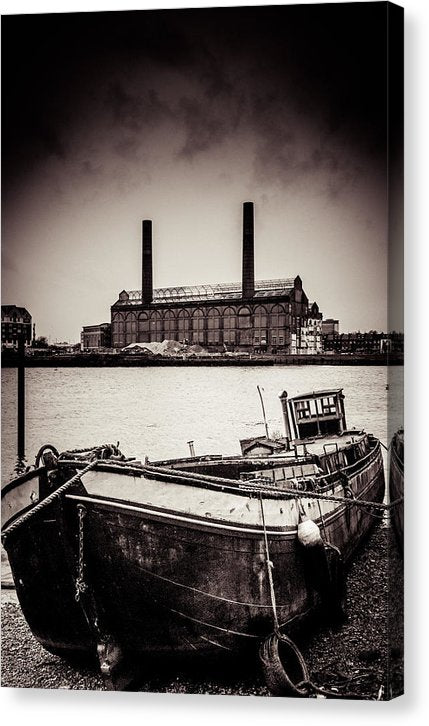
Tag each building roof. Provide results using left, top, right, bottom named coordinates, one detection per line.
left=1, top=305, right=31, bottom=319
left=82, top=323, right=111, bottom=332
left=240, top=436, right=287, bottom=455
left=114, top=278, right=298, bottom=306
left=288, top=388, right=343, bottom=401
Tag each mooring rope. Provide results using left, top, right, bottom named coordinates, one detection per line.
left=240, top=481, right=402, bottom=511
left=379, top=440, right=392, bottom=452
left=258, top=491, right=383, bottom=700
left=1, top=459, right=98, bottom=544
left=259, top=492, right=279, bottom=633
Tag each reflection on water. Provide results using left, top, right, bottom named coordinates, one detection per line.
left=1, top=365, right=403, bottom=482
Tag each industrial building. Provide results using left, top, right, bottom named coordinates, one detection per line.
left=81, top=323, right=111, bottom=351
left=110, top=203, right=323, bottom=354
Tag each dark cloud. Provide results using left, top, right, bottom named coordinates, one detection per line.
left=178, top=96, right=227, bottom=158
left=80, top=160, right=102, bottom=178
left=106, top=83, right=172, bottom=132
left=2, top=4, right=391, bottom=192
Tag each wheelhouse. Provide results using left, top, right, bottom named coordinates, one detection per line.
left=279, top=389, right=347, bottom=442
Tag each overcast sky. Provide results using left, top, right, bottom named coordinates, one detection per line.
left=1, top=3, right=403, bottom=342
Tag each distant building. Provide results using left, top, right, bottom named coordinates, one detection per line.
left=1, top=305, right=32, bottom=347
left=323, top=331, right=404, bottom=354
left=81, top=323, right=111, bottom=351
left=300, top=302, right=323, bottom=355
left=322, top=318, right=340, bottom=336
left=111, top=203, right=323, bottom=355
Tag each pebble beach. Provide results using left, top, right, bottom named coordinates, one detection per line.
left=1, top=520, right=403, bottom=700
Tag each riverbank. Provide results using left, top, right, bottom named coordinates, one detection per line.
left=1, top=352, right=403, bottom=367
left=1, top=521, right=403, bottom=699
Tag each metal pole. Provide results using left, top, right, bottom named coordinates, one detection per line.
left=257, top=385, right=269, bottom=439
left=17, top=334, right=25, bottom=459
left=187, top=440, right=195, bottom=457
left=278, top=390, right=292, bottom=450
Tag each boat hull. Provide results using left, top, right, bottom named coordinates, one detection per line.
left=2, top=442, right=385, bottom=659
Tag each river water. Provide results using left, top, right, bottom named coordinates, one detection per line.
left=1, top=365, right=403, bottom=481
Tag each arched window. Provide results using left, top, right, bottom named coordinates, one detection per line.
left=223, top=307, right=236, bottom=345
left=253, top=306, right=268, bottom=347
left=164, top=310, right=176, bottom=338
left=112, top=312, right=125, bottom=348
left=191, top=309, right=205, bottom=344
left=237, top=306, right=252, bottom=345
left=138, top=313, right=150, bottom=343
left=207, top=308, right=220, bottom=344
left=150, top=311, right=163, bottom=342
left=125, top=312, right=137, bottom=345
left=270, top=304, right=287, bottom=348
left=178, top=310, right=190, bottom=343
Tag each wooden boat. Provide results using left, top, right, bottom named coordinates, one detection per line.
left=389, top=429, right=404, bottom=552
left=2, top=388, right=385, bottom=692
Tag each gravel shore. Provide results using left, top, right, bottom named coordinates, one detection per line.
left=1, top=520, right=403, bottom=699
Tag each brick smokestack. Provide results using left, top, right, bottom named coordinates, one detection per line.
left=142, top=220, right=153, bottom=304
left=242, top=201, right=255, bottom=299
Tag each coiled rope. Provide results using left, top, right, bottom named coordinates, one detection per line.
left=58, top=443, right=120, bottom=459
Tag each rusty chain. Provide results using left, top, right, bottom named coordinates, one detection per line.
left=74, top=504, right=87, bottom=602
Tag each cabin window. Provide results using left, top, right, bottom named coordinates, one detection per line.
left=321, top=397, right=337, bottom=415
left=296, top=401, right=311, bottom=419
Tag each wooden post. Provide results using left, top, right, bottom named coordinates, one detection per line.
left=17, top=334, right=25, bottom=459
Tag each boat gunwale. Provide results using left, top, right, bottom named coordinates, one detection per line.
left=63, top=462, right=383, bottom=538
left=1, top=440, right=383, bottom=535
left=1, top=465, right=46, bottom=498
left=57, top=438, right=382, bottom=498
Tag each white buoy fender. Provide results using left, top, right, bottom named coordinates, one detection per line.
left=297, top=515, right=323, bottom=547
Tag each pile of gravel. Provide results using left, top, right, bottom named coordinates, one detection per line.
left=302, top=520, right=403, bottom=700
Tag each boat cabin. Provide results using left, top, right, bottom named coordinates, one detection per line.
left=239, top=436, right=287, bottom=457
left=279, top=389, right=347, bottom=442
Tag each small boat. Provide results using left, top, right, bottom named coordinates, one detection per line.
left=2, top=388, right=385, bottom=693
left=389, top=429, right=404, bottom=552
